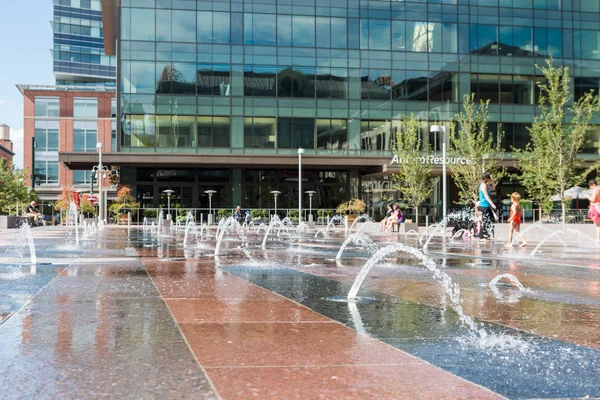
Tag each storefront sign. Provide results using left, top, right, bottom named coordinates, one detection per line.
left=390, top=155, right=474, bottom=166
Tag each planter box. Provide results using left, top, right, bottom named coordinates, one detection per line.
left=0, top=216, right=35, bottom=229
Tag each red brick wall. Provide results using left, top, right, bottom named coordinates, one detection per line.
left=22, top=89, right=115, bottom=188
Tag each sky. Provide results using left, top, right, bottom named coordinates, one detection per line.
left=0, top=1, right=54, bottom=169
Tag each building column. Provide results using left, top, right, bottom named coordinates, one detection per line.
left=232, top=168, right=242, bottom=207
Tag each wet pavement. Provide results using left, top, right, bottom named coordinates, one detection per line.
left=1, top=224, right=600, bottom=399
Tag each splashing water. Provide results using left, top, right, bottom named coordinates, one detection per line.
left=214, top=217, right=255, bottom=261
left=347, top=243, right=486, bottom=338
left=143, top=217, right=148, bottom=229
left=348, top=214, right=373, bottom=233
left=336, top=233, right=378, bottom=260
left=530, top=230, right=568, bottom=256
left=314, top=229, right=328, bottom=238
left=489, top=273, right=529, bottom=292
left=183, top=219, right=196, bottom=247
left=66, top=201, right=79, bottom=246
left=262, top=216, right=283, bottom=249
left=17, top=222, right=37, bottom=265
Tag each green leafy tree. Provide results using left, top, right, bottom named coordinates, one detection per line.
left=0, top=159, right=32, bottom=215
left=519, top=60, right=599, bottom=224
left=449, top=94, right=505, bottom=205
left=391, top=114, right=437, bottom=224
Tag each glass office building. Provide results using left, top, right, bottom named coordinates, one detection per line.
left=93, top=0, right=600, bottom=213
left=53, top=0, right=116, bottom=86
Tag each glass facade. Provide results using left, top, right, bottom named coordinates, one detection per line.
left=119, top=0, right=600, bottom=156
left=53, top=0, right=116, bottom=85
left=113, top=0, right=600, bottom=209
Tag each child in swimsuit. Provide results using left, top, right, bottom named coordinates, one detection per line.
left=506, top=192, right=526, bottom=247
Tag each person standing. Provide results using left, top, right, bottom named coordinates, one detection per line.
left=586, top=180, right=600, bottom=242
left=506, top=192, right=526, bottom=247
left=475, top=173, right=497, bottom=239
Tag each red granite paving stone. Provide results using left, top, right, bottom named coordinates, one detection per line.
left=180, top=322, right=439, bottom=368
left=143, top=260, right=218, bottom=276
left=165, top=298, right=333, bottom=324
left=205, top=365, right=502, bottom=400
left=152, top=274, right=277, bottom=299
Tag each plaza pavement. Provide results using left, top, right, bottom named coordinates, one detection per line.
left=1, top=224, right=599, bottom=398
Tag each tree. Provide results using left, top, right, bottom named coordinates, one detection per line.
left=449, top=94, right=505, bottom=205
left=391, top=114, right=438, bottom=225
left=0, top=159, right=32, bottom=215
left=108, top=185, right=139, bottom=217
left=518, top=60, right=599, bottom=224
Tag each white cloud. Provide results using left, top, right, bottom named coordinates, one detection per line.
left=10, top=128, right=24, bottom=170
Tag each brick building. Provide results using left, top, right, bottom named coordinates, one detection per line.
left=0, top=124, right=14, bottom=165
left=19, top=85, right=115, bottom=204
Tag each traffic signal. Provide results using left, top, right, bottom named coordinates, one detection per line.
left=90, top=171, right=97, bottom=194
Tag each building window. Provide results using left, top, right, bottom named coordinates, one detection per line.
left=244, top=117, right=276, bottom=149
left=316, top=119, right=348, bottom=151
left=73, top=170, right=92, bottom=185
left=111, top=120, right=117, bottom=152
left=34, top=161, right=59, bottom=185
left=197, top=116, right=230, bottom=148
left=111, top=99, right=117, bottom=117
left=73, top=121, right=98, bottom=152
left=34, top=121, right=60, bottom=151
left=34, top=98, right=60, bottom=117
left=575, top=77, right=600, bottom=101
left=277, top=118, right=315, bottom=149
left=74, top=98, right=98, bottom=118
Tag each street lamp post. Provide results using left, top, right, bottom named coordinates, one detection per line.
left=270, top=190, right=281, bottom=219
left=430, top=125, right=447, bottom=225
left=204, top=190, right=216, bottom=224
left=31, top=137, right=37, bottom=189
left=305, top=190, right=316, bottom=222
left=298, top=148, right=304, bottom=223
left=163, top=189, right=175, bottom=220
left=93, top=143, right=109, bottom=223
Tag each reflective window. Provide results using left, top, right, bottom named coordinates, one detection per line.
left=361, top=69, right=392, bottom=100
left=173, top=10, right=196, bottom=43
left=124, top=61, right=156, bottom=94
left=34, top=120, right=60, bottom=152
left=575, top=77, right=600, bottom=101
left=278, top=67, right=315, bottom=98
left=130, top=8, right=155, bottom=41
left=277, top=118, right=315, bottom=149
left=73, top=121, right=98, bottom=152
left=34, top=98, right=60, bottom=117
left=244, top=117, right=276, bottom=149
left=316, top=119, right=348, bottom=150
left=197, top=64, right=231, bottom=96
left=244, top=65, right=276, bottom=97
left=245, top=14, right=276, bottom=46
left=73, top=99, right=98, bottom=118
left=391, top=70, right=428, bottom=101
left=292, top=16, right=315, bottom=47
left=470, top=25, right=498, bottom=54
left=197, top=11, right=231, bottom=44
left=34, top=161, right=59, bottom=185
left=360, top=120, right=394, bottom=151
left=122, top=115, right=157, bottom=147
left=73, top=170, right=92, bottom=185
left=156, top=115, right=196, bottom=147
left=316, top=68, right=348, bottom=99
left=198, top=116, right=230, bottom=148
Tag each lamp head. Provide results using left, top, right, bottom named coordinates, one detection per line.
left=298, top=148, right=305, bottom=154
left=430, top=125, right=445, bottom=133
left=96, top=142, right=104, bottom=149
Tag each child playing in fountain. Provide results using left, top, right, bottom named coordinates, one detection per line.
left=473, top=201, right=482, bottom=237
left=506, top=192, right=526, bottom=247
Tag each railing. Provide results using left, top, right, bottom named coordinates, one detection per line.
left=108, top=207, right=596, bottom=226
left=111, top=208, right=341, bottom=225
